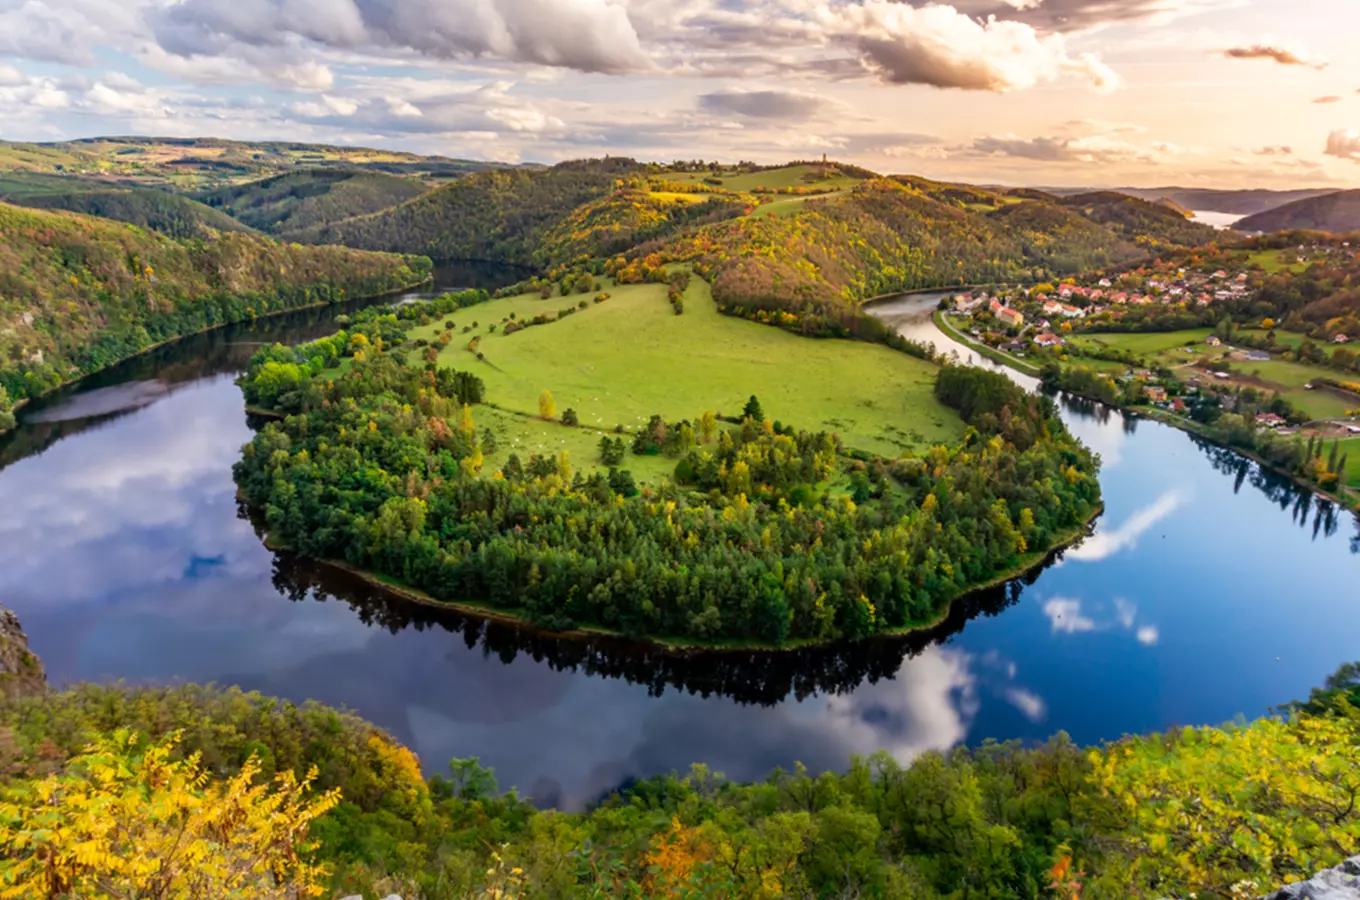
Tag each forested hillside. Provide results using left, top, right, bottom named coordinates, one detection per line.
left=0, top=202, right=430, bottom=428
left=1, top=674, right=1356, bottom=899
left=289, top=158, right=644, bottom=263
left=1059, top=191, right=1222, bottom=247
left=0, top=136, right=501, bottom=187
left=658, top=178, right=1153, bottom=327
left=0, top=175, right=250, bottom=238
left=200, top=169, right=428, bottom=236
left=1237, top=190, right=1360, bottom=234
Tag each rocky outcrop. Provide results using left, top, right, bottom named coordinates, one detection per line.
left=1262, top=857, right=1360, bottom=900
left=0, top=607, right=45, bottom=698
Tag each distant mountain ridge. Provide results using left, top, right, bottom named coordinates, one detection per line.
left=1235, top=190, right=1360, bottom=234
left=1059, top=186, right=1336, bottom=217
left=0, top=136, right=510, bottom=188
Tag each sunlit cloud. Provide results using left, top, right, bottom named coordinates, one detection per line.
left=1221, top=43, right=1328, bottom=69
left=1136, top=626, right=1160, bottom=646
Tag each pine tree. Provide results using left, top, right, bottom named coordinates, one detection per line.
left=742, top=395, right=763, bottom=422
left=1328, top=439, right=1340, bottom=474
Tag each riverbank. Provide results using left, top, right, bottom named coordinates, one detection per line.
left=932, top=310, right=1043, bottom=375
left=937, top=315, right=1360, bottom=512
left=266, top=506, right=1102, bottom=656
left=0, top=275, right=432, bottom=437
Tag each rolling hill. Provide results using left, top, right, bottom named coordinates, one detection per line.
left=0, top=174, right=250, bottom=238
left=1058, top=191, right=1221, bottom=247
left=0, top=136, right=506, bottom=189
left=199, top=169, right=428, bottom=236
left=1235, top=190, right=1360, bottom=234
left=288, top=157, right=645, bottom=264
left=1102, top=187, right=1336, bottom=217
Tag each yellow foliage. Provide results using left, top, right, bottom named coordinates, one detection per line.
left=1088, top=712, right=1360, bottom=898
left=0, top=730, right=339, bottom=900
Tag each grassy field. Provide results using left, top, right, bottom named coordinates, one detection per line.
left=1242, top=249, right=1310, bottom=274
left=1069, top=329, right=1213, bottom=360
left=406, top=278, right=963, bottom=467
left=1069, top=329, right=1360, bottom=419
left=1342, top=437, right=1360, bottom=488
left=665, top=164, right=865, bottom=193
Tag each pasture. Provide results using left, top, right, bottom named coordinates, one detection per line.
left=405, top=277, right=963, bottom=467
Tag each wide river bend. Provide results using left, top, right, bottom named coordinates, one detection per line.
left=0, top=280, right=1355, bottom=809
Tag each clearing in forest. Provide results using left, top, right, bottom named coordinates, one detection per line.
left=404, top=278, right=963, bottom=464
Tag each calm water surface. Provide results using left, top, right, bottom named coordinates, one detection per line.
left=0, top=286, right=1355, bottom=809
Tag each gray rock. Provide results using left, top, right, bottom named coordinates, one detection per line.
left=1262, top=856, right=1360, bottom=900
left=0, top=607, right=45, bottom=698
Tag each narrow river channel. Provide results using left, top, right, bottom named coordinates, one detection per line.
left=0, top=282, right=1355, bottom=810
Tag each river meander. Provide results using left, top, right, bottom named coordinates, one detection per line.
left=0, top=281, right=1355, bottom=809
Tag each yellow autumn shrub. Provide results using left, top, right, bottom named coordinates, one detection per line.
left=0, top=730, right=340, bottom=900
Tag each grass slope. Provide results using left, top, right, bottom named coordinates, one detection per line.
left=1236, top=190, right=1360, bottom=234
left=408, top=278, right=964, bottom=460
left=200, top=169, right=428, bottom=235
left=1072, top=329, right=1357, bottom=419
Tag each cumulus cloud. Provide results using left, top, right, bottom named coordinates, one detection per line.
left=1325, top=130, right=1360, bottom=161
left=1136, top=626, right=1160, bottom=646
left=1222, top=44, right=1327, bottom=69
left=829, top=2, right=1120, bottom=92
left=698, top=88, right=837, bottom=120
left=150, top=0, right=652, bottom=76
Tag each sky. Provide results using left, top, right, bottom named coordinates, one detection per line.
left=1, top=0, right=1358, bottom=188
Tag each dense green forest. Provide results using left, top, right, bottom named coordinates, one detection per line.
left=0, top=173, right=250, bottom=238
left=0, top=673, right=1356, bottom=898
left=200, top=169, right=429, bottom=236
left=233, top=303, right=1100, bottom=646
left=0, top=202, right=431, bottom=427
left=289, top=158, right=644, bottom=264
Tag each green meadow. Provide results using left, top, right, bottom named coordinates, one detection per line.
left=405, top=278, right=963, bottom=468
left=664, top=164, right=864, bottom=193
left=1072, top=329, right=1357, bottom=420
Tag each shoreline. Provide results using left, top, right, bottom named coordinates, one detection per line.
left=936, top=318, right=1360, bottom=512
left=267, top=506, right=1102, bottom=656
left=0, top=275, right=432, bottom=437
left=932, top=310, right=1043, bottom=375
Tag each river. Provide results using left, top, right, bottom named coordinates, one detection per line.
left=0, top=283, right=1355, bottom=810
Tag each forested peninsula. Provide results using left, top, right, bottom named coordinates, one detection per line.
left=234, top=291, right=1101, bottom=648
left=0, top=201, right=431, bottom=432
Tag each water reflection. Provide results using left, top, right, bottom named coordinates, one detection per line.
left=0, top=279, right=1356, bottom=810
left=262, top=546, right=1058, bottom=707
